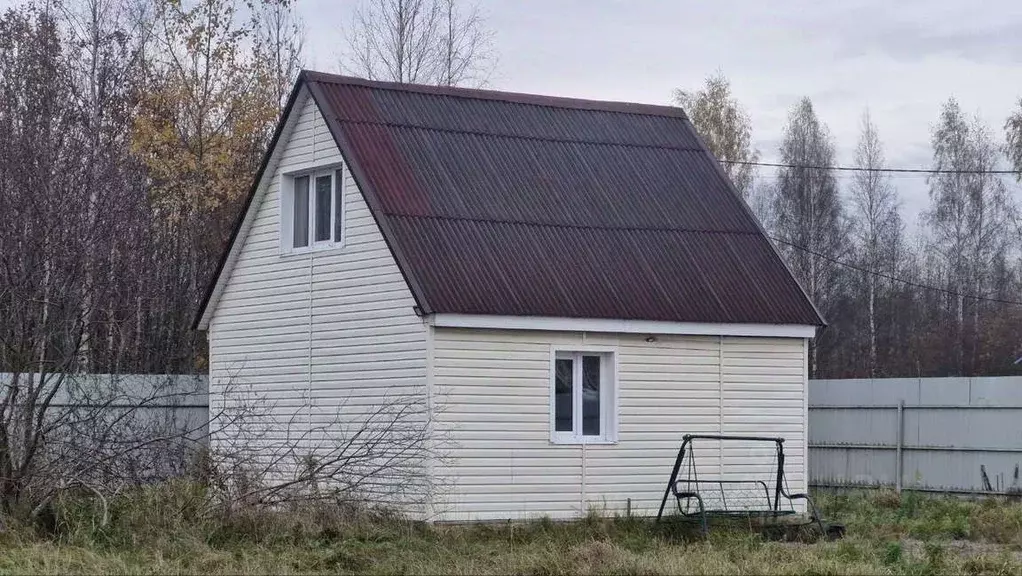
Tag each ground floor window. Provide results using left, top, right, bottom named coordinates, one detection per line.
left=551, top=350, right=617, bottom=444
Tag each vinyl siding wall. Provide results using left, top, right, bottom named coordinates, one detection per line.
left=207, top=93, right=428, bottom=509
left=431, top=328, right=808, bottom=521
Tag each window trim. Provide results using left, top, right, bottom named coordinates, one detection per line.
left=549, top=345, right=618, bottom=445
left=280, top=163, right=346, bottom=255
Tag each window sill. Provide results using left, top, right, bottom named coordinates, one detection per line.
left=281, top=243, right=344, bottom=257
left=550, top=437, right=619, bottom=446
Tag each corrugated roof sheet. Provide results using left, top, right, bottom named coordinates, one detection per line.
left=303, top=72, right=823, bottom=326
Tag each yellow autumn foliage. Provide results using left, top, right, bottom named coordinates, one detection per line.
left=131, top=0, right=282, bottom=223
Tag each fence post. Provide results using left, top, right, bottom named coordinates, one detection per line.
left=895, top=400, right=904, bottom=494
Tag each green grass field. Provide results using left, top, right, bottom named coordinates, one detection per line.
left=2, top=485, right=1022, bottom=574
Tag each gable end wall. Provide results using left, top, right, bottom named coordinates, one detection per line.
left=207, top=94, right=429, bottom=513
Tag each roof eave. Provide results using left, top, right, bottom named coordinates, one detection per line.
left=430, top=313, right=820, bottom=338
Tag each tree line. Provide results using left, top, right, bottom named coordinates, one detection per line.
left=0, top=0, right=491, bottom=379
left=681, top=73, right=1022, bottom=378
left=0, top=0, right=305, bottom=377
left=0, top=0, right=478, bottom=515
left=5, top=0, right=1022, bottom=381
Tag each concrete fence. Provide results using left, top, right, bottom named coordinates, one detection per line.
left=809, top=377, right=1022, bottom=495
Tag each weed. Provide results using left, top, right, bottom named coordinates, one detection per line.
left=884, top=541, right=904, bottom=565
left=3, top=485, right=1022, bottom=574
left=873, top=488, right=903, bottom=510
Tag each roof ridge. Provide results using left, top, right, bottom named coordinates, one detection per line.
left=386, top=212, right=760, bottom=235
left=302, top=70, right=689, bottom=120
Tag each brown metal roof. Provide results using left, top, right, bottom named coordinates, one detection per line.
left=306, top=72, right=823, bottom=325
left=196, top=71, right=824, bottom=328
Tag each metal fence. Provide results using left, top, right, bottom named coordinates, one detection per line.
left=8, top=373, right=1020, bottom=495
left=809, top=377, right=1022, bottom=495
left=0, top=373, right=209, bottom=477
left=0, top=372, right=208, bottom=427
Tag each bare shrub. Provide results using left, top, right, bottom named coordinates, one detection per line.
left=0, top=372, right=209, bottom=521
left=204, top=376, right=438, bottom=519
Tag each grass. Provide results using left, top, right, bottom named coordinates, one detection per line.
left=1, top=484, right=1022, bottom=574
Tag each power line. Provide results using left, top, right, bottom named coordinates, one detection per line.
left=721, top=159, right=1019, bottom=175
left=755, top=171, right=1022, bottom=181
left=768, top=234, right=1022, bottom=306
left=749, top=165, right=1022, bottom=182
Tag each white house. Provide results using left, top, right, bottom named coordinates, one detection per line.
left=193, top=71, right=824, bottom=522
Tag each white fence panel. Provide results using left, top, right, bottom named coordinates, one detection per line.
left=0, top=373, right=208, bottom=480
left=809, top=377, right=1022, bottom=494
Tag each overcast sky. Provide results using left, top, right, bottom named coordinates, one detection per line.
left=301, top=0, right=1022, bottom=230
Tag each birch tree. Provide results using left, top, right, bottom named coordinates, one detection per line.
left=772, top=98, right=845, bottom=376
left=56, top=0, right=154, bottom=372
left=925, top=99, right=970, bottom=374
left=961, top=118, right=1012, bottom=373
left=925, top=98, right=1012, bottom=375
left=0, top=5, right=180, bottom=513
left=343, top=0, right=494, bottom=86
left=674, top=72, right=759, bottom=199
left=252, top=0, right=305, bottom=111
left=847, top=110, right=902, bottom=376
left=1006, top=97, right=1022, bottom=179
left=434, top=0, right=490, bottom=86
left=0, top=0, right=303, bottom=376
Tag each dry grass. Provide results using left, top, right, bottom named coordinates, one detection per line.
left=1, top=484, right=1022, bottom=574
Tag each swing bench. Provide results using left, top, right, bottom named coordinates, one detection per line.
left=655, top=434, right=841, bottom=538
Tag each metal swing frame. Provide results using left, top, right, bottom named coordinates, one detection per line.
left=655, top=434, right=826, bottom=535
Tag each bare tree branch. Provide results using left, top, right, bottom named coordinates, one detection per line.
left=342, top=0, right=494, bottom=87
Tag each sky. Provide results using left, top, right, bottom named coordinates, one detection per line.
left=300, top=0, right=1022, bottom=231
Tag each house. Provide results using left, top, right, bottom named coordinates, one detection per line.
left=193, top=71, right=824, bottom=522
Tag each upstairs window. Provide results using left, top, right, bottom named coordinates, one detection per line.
left=283, top=168, right=345, bottom=253
left=551, top=350, right=617, bottom=444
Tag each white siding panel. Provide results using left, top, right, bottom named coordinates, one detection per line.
left=432, top=329, right=808, bottom=521
left=208, top=94, right=428, bottom=516
left=721, top=337, right=808, bottom=512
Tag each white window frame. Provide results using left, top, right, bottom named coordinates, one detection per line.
left=280, top=163, right=346, bottom=255
left=549, top=346, right=618, bottom=445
